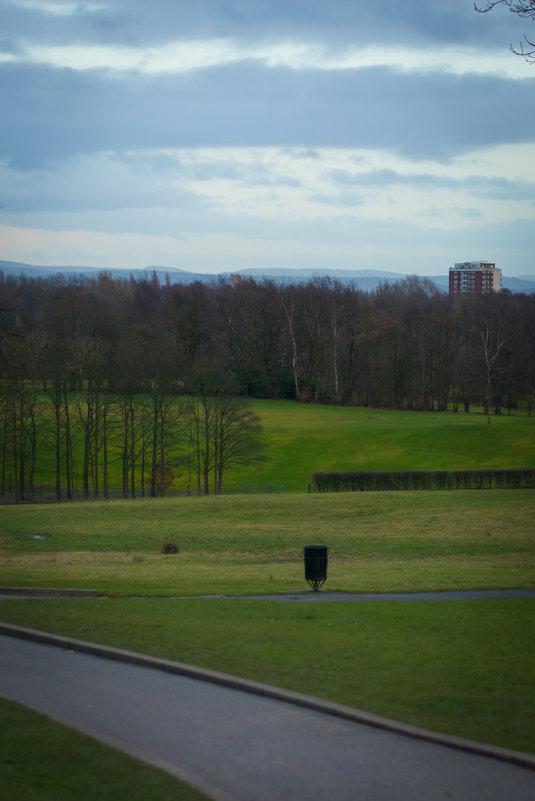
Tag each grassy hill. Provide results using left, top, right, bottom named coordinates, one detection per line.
left=225, top=402, right=535, bottom=493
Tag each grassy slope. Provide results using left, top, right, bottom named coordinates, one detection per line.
left=228, top=402, right=535, bottom=492
left=0, top=491, right=534, bottom=595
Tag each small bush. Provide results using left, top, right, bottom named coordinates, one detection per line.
left=161, top=541, right=179, bottom=554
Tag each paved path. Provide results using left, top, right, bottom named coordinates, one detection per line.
left=1, top=628, right=534, bottom=801
left=235, top=589, right=535, bottom=602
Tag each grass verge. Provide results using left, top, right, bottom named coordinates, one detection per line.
left=0, top=696, right=211, bottom=801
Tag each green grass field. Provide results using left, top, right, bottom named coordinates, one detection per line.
left=229, top=401, right=535, bottom=492
left=1, top=403, right=535, bottom=796
left=1, top=491, right=534, bottom=595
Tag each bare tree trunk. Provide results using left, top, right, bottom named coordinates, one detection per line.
left=130, top=403, right=135, bottom=498
left=122, top=410, right=129, bottom=498
left=54, top=391, right=62, bottom=501
left=160, top=412, right=165, bottom=496
left=151, top=398, right=159, bottom=498
left=18, top=384, right=25, bottom=501
left=282, top=295, right=299, bottom=397
left=1, top=409, right=7, bottom=497
left=479, top=317, right=507, bottom=416
left=102, top=399, right=109, bottom=499
left=63, top=389, right=73, bottom=499
left=12, top=401, right=20, bottom=503
left=203, top=399, right=210, bottom=495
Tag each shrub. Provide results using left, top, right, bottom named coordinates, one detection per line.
left=313, top=469, right=535, bottom=492
left=161, top=542, right=179, bottom=554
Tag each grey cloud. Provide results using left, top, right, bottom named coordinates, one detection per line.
left=282, top=148, right=322, bottom=161
left=0, top=1, right=128, bottom=46
left=2, top=60, right=535, bottom=171
left=328, top=169, right=535, bottom=202
left=135, top=1, right=531, bottom=50
left=310, top=192, right=363, bottom=207
left=272, top=176, right=302, bottom=187
left=0, top=0, right=526, bottom=49
left=422, top=207, right=483, bottom=220
left=113, top=152, right=247, bottom=182
left=239, top=172, right=303, bottom=189
left=0, top=154, right=205, bottom=214
left=470, top=177, right=535, bottom=203
left=0, top=38, right=21, bottom=54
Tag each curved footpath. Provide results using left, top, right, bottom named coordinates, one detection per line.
left=1, top=623, right=534, bottom=801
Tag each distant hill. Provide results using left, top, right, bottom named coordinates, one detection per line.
left=1, top=260, right=534, bottom=294
left=0, top=260, right=102, bottom=277
left=0, top=261, right=209, bottom=285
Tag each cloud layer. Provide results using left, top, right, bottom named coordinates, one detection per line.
left=1, top=0, right=534, bottom=275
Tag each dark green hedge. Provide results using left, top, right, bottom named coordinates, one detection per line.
left=313, top=469, right=535, bottom=492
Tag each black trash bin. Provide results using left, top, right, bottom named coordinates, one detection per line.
left=303, top=545, right=329, bottom=591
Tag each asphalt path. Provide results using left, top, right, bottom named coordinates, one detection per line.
left=1, top=629, right=535, bottom=801
left=235, top=589, right=535, bottom=602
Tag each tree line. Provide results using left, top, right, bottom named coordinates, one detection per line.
left=0, top=270, right=534, bottom=500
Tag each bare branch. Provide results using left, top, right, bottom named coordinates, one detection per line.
left=510, top=33, right=535, bottom=60
left=475, top=0, right=535, bottom=62
left=475, top=1, right=535, bottom=18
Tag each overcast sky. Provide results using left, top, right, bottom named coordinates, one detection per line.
left=1, top=0, right=534, bottom=277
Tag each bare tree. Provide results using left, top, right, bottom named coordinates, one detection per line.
left=184, top=392, right=266, bottom=495
left=477, top=312, right=508, bottom=415
left=475, top=1, right=535, bottom=61
left=212, top=395, right=267, bottom=494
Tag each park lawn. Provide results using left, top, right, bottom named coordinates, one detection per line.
left=1, top=488, right=534, bottom=770
left=0, top=696, right=211, bottom=801
left=1, top=491, right=534, bottom=595
left=1, top=596, right=534, bottom=756
left=228, top=401, right=535, bottom=492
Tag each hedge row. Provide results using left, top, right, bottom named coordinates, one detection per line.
left=313, top=469, right=535, bottom=492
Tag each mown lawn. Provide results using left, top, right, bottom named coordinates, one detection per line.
left=233, top=401, right=535, bottom=492
left=1, top=489, right=534, bottom=756
left=1, top=491, right=533, bottom=595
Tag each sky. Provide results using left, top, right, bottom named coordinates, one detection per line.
left=1, top=0, right=534, bottom=278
